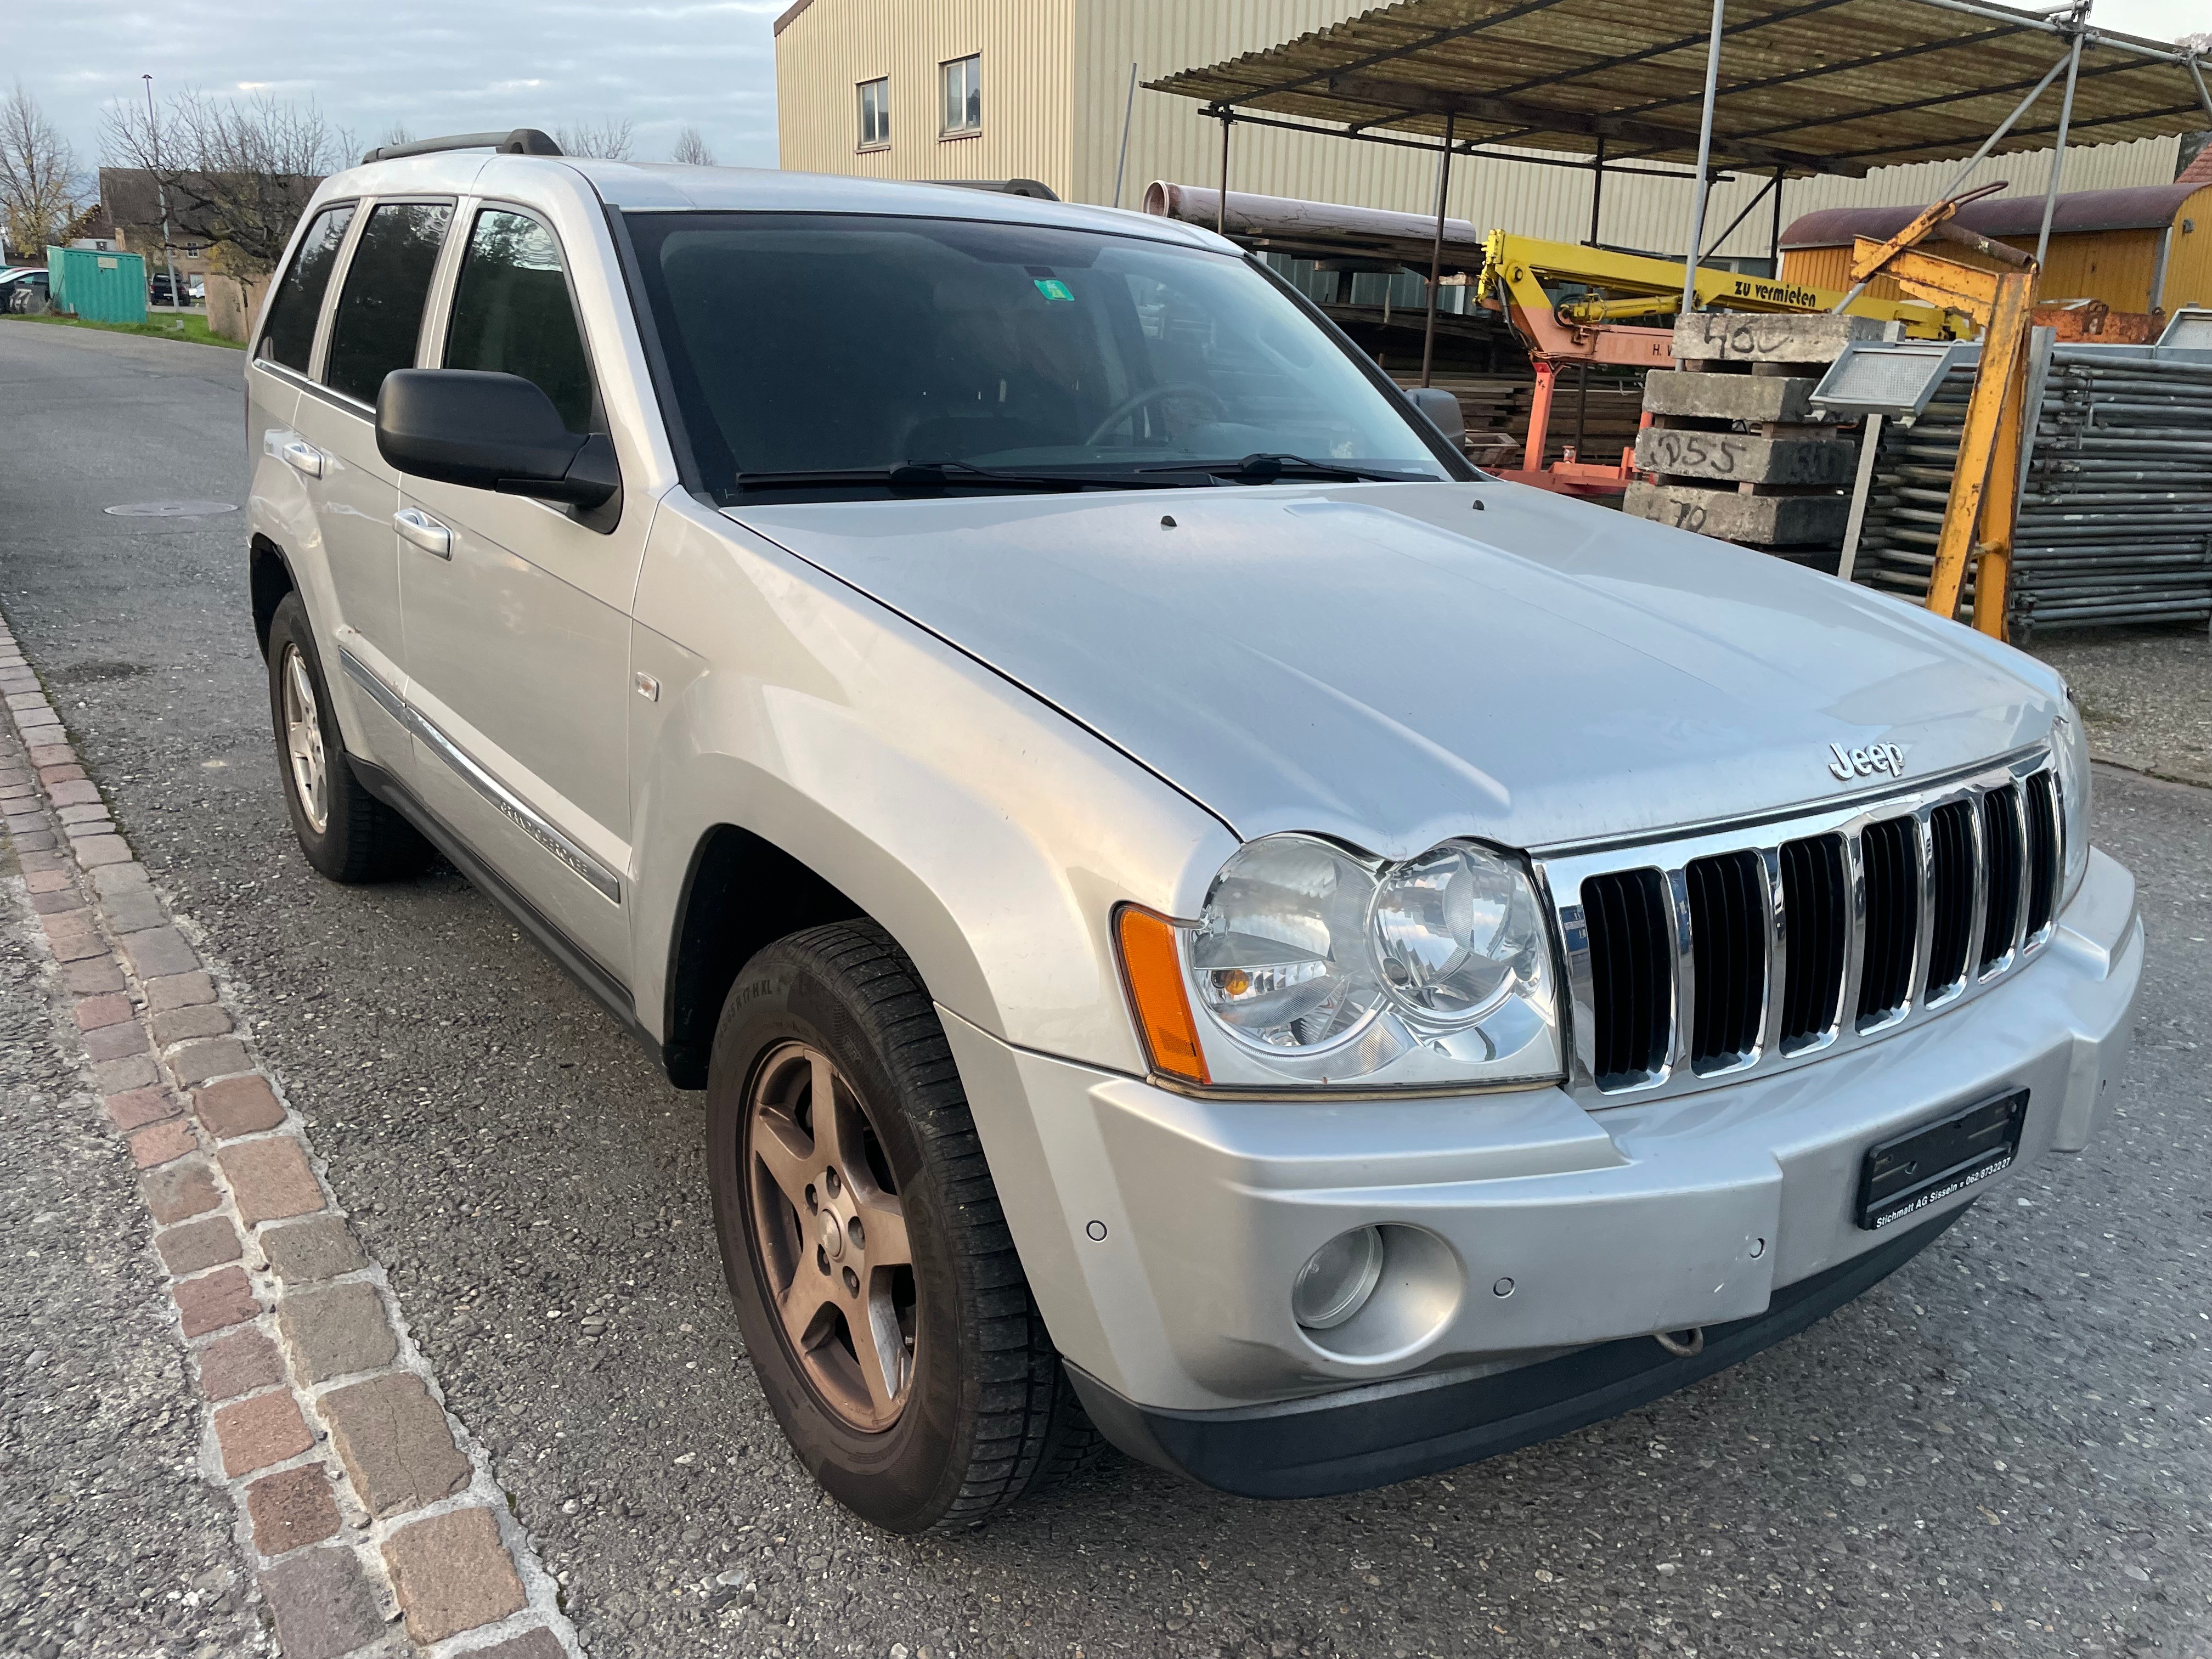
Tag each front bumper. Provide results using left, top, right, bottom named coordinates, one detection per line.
left=1068, top=1205, right=1963, bottom=1498
left=940, top=848, right=2142, bottom=1482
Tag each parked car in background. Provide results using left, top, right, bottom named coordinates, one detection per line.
left=2, top=269, right=50, bottom=313
left=242, top=138, right=2143, bottom=1534
left=149, top=272, right=190, bottom=307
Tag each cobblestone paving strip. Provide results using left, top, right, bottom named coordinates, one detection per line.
left=0, top=615, right=582, bottom=1659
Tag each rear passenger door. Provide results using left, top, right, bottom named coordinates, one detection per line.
left=396, top=204, right=647, bottom=984
left=286, top=198, right=454, bottom=780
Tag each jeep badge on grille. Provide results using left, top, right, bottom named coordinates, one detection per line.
left=1829, top=742, right=1906, bottom=782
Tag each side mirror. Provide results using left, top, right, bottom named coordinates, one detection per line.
left=376, top=369, right=619, bottom=510
left=1404, top=385, right=1465, bottom=448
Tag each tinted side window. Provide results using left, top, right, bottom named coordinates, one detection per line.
left=324, top=202, right=453, bottom=405
left=260, top=205, right=355, bottom=373
left=444, top=210, right=593, bottom=433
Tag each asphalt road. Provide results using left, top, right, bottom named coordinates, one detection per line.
left=3, top=317, right=2208, bottom=1659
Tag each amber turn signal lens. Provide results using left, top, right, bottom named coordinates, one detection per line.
left=1115, top=906, right=1210, bottom=1086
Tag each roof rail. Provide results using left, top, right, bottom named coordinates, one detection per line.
left=921, top=178, right=1060, bottom=201
left=359, top=128, right=563, bottom=166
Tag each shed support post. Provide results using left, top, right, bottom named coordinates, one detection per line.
left=1113, top=61, right=1138, bottom=208
left=1421, top=111, right=1455, bottom=388
left=2034, top=24, right=2084, bottom=270
left=1680, top=0, right=1727, bottom=317
left=1768, top=165, right=1787, bottom=272
left=1588, top=137, right=1606, bottom=246
left=1216, top=109, right=1232, bottom=234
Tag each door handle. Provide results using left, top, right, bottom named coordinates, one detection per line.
left=277, top=437, right=324, bottom=478
left=394, top=507, right=452, bottom=560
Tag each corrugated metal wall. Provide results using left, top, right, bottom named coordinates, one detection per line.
left=775, top=0, right=1076, bottom=198
left=780, top=0, right=2186, bottom=265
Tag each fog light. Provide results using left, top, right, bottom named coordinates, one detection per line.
left=1293, top=1226, right=1385, bottom=1330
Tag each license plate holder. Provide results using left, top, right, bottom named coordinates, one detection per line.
left=1856, top=1088, right=2028, bottom=1231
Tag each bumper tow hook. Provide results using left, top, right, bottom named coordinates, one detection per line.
left=1653, top=1328, right=1705, bottom=1358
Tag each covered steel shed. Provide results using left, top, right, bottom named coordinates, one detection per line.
left=1779, top=183, right=2212, bottom=313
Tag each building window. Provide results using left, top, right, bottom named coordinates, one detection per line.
left=940, top=54, right=981, bottom=137
left=857, top=77, right=890, bottom=149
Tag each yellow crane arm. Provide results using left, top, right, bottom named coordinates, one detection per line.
left=1477, top=232, right=1954, bottom=336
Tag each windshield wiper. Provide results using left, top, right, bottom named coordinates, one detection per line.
left=1136, top=453, right=1425, bottom=484
left=731, top=460, right=1177, bottom=495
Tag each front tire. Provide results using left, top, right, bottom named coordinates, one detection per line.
left=264, top=591, right=431, bottom=883
left=707, top=922, right=1105, bottom=1532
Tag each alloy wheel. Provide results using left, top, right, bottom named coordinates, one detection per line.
left=280, top=645, right=329, bottom=834
left=744, top=1041, right=917, bottom=1431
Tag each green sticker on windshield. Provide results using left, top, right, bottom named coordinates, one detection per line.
left=1032, top=277, right=1074, bottom=302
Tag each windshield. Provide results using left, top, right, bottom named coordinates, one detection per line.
left=622, top=211, right=1457, bottom=501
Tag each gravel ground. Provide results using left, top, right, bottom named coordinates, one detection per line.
left=2, top=319, right=2208, bottom=1659
left=0, top=827, right=269, bottom=1657
left=2036, top=626, right=2212, bottom=789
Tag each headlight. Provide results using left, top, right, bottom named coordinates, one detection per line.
left=2053, top=697, right=2091, bottom=905
left=1125, top=833, right=1562, bottom=1090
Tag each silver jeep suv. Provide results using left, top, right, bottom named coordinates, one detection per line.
left=243, top=131, right=2143, bottom=1532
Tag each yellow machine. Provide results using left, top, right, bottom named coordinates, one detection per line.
left=1476, top=233, right=1954, bottom=341
left=1841, top=199, right=2041, bottom=637
left=1469, top=233, right=1957, bottom=493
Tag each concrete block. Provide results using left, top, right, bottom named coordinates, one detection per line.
left=1630, top=430, right=1857, bottom=489
left=1672, top=312, right=1892, bottom=364
left=1624, top=480, right=1850, bottom=546
left=1641, top=369, right=1825, bottom=424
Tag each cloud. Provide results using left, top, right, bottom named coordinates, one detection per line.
left=15, top=0, right=783, bottom=172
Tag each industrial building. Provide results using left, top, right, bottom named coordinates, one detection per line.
left=771, top=0, right=2188, bottom=269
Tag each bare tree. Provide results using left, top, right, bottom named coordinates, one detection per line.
left=103, top=89, right=347, bottom=274
left=381, top=121, right=413, bottom=148
left=556, top=117, right=635, bottom=160
left=670, top=125, right=715, bottom=167
left=0, top=82, right=86, bottom=261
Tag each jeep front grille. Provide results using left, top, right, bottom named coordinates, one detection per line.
left=1541, top=752, right=2064, bottom=1103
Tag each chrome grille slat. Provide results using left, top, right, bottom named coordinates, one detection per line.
left=1542, top=752, right=2062, bottom=1106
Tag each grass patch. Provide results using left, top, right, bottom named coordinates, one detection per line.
left=2, top=312, right=244, bottom=350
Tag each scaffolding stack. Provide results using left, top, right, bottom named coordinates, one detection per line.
left=1849, top=342, right=2212, bottom=635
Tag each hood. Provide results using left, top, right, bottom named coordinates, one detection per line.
left=727, top=481, right=2062, bottom=859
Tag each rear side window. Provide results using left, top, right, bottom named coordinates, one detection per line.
left=444, top=209, right=594, bottom=433
left=324, top=201, right=453, bottom=405
left=260, top=205, right=356, bottom=373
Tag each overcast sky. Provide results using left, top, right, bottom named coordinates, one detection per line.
left=16, top=0, right=788, bottom=180
left=10, top=0, right=2209, bottom=190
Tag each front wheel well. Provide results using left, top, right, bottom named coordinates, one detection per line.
left=250, top=534, right=296, bottom=659
left=662, top=825, right=867, bottom=1088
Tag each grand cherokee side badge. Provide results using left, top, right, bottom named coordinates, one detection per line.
left=1830, top=742, right=1906, bottom=782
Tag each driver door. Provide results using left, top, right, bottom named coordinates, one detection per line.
left=396, top=203, right=647, bottom=982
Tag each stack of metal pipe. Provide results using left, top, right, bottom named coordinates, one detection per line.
left=1849, top=345, right=2212, bottom=635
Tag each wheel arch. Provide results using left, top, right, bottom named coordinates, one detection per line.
left=250, top=533, right=297, bottom=659
left=660, top=822, right=869, bottom=1088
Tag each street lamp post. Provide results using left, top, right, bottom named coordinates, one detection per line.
left=142, top=74, right=181, bottom=310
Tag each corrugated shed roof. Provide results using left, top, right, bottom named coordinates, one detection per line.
left=1145, top=0, right=2212, bottom=178
left=1780, top=180, right=2209, bottom=245
left=2180, top=141, right=2212, bottom=185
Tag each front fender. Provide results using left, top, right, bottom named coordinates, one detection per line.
left=627, top=493, right=1236, bottom=1076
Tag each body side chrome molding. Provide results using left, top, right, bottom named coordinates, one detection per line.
left=337, top=647, right=624, bottom=905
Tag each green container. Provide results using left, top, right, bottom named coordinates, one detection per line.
left=47, top=245, right=148, bottom=324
